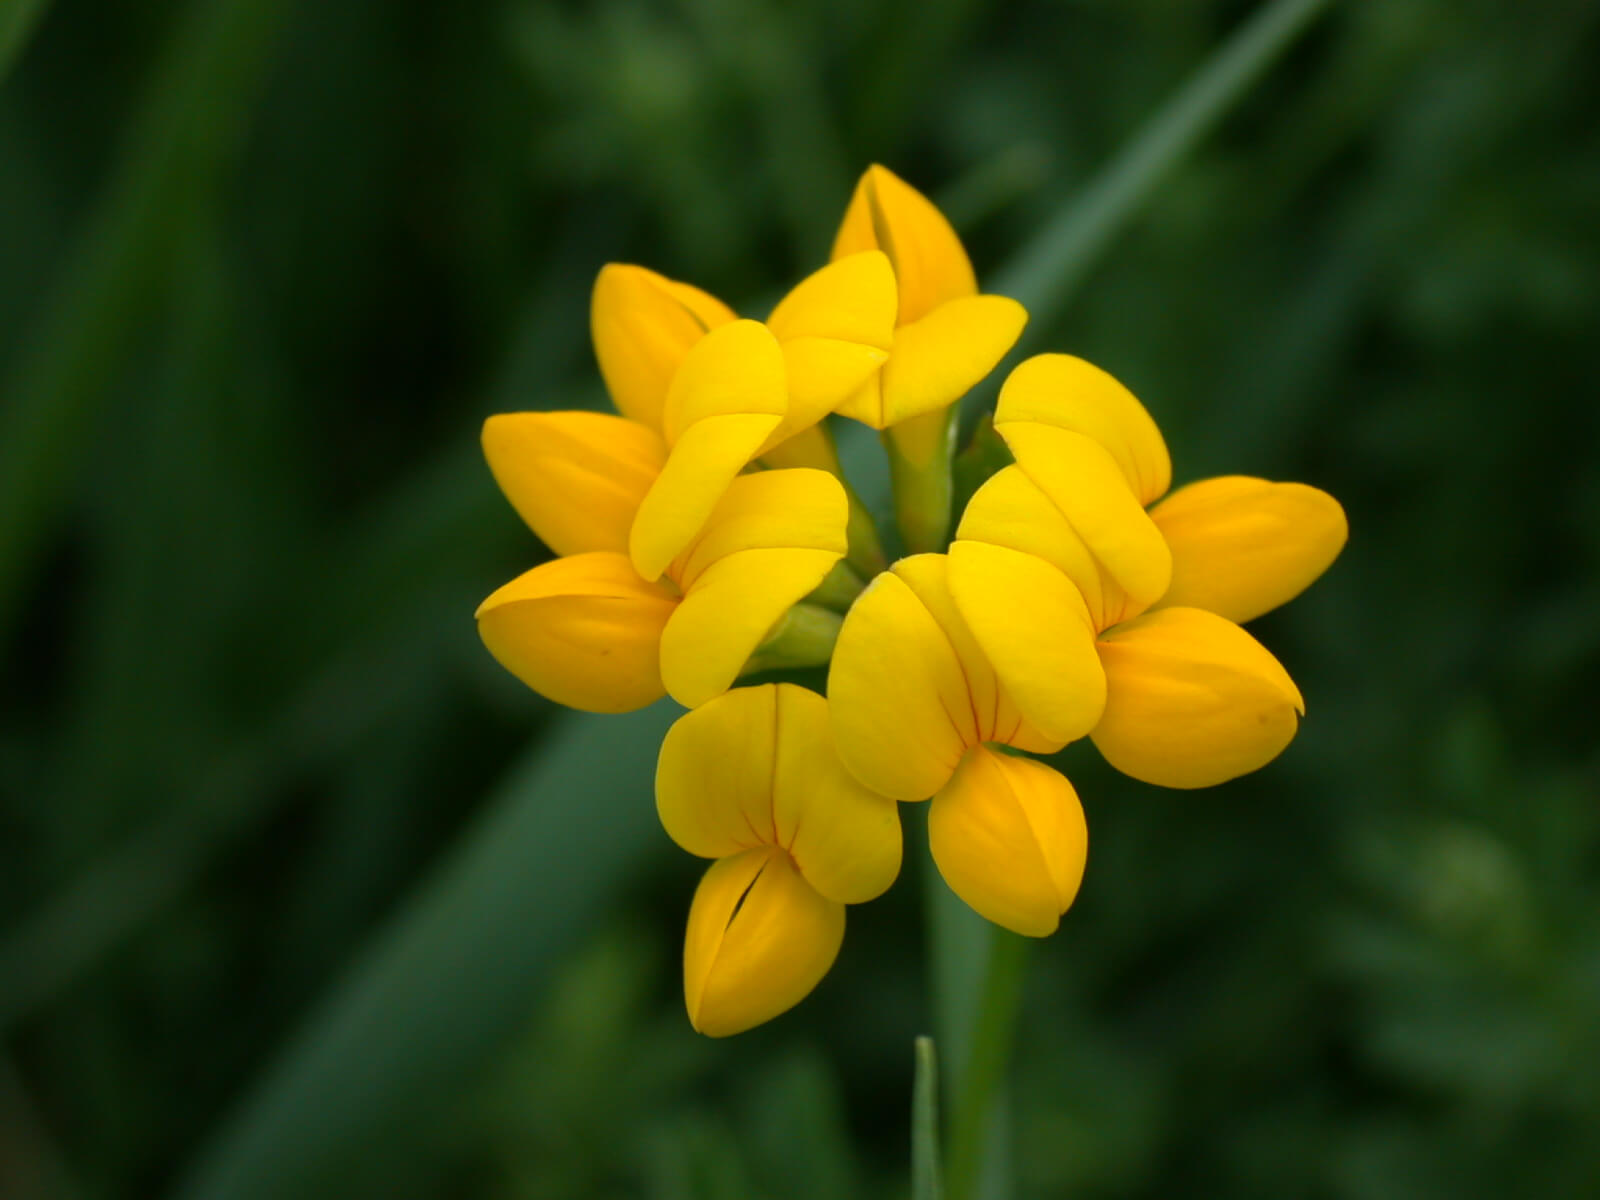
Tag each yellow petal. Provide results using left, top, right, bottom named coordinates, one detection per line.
left=827, top=565, right=973, bottom=801
left=1149, top=476, right=1348, bottom=623
left=758, top=421, right=843, bottom=474
left=630, top=320, right=788, bottom=581
left=830, top=164, right=976, bottom=325
left=656, top=684, right=902, bottom=902
left=475, top=552, right=675, bottom=712
left=928, top=746, right=1088, bottom=937
left=660, top=318, right=786, bottom=445
left=776, top=338, right=890, bottom=444
left=891, top=554, right=1050, bottom=751
left=481, top=411, right=666, bottom=557
left=767, top=250, right=896, bottom=350
left=946, top=540, right=1105, bottom=745
left=683, top=847, right=844, bottom=1037
left=1091, top=607, right=1305, bottom=789
left=651, top=470, right=846, bottom=705
left=871, top=295, right=1027, bottom=429
left=673, top=469, right=847, bottom=589
left=828, top=554, right=1049, bottom=801
left=630, top=414, right=782, bottom=582
left=768, top=253, right=895, bottom=439
left=833, top=368, right=884, bottom=428
left=994, top=425, right=1171, bottom=623
left=660, top=547, right=841, bottom=708
left=955, top=465, right=1114, bottom=624
left=995, top=354, right=1171, bottom=505
left=655, top=683, right=784, bottom=857
left=590, top=264, right=736, bottom=432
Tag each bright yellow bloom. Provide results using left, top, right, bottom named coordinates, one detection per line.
left=828, top=555, right=1089, bottom=936
left=477, top=411, right=847, bottom=711
left=828, top=165, right=1027, bottom=430
left=951, top=353, right=1347, bottom=788
left=656, top=683, right=902, bottom=1036
left=590, top=257, right=896, bottom=580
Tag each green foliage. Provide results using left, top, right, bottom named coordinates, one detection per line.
left=3, top=0, right=1598, bottom=1197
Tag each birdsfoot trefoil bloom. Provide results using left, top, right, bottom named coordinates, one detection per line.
left=949, top=353, right=1347, bottom=787
left=473, top=162, right=1347, bottom=1032
left=656, top=684, right=901, bottom=1035
left=828, top=554, right=1090, bottom=936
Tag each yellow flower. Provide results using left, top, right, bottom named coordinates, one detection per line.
left=829, top=165, right=1028, bottom=430
left=950, top=353, right=1347, bottom=788
left=476, top=411, right=847, bottom=711
left=590, top=256, right=897, bottom=580
left=656, top=683, right=902, bottom=1036
left=592, top=254, right=896, bottom=442
left=828, top=554, right=1089, bottom=937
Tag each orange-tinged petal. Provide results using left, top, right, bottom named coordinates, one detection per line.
left=995, top=354, right=1171, bottom=505
left=683, top=847, right=844, bottom=1037
left=1092, top=607, right=1305, bottom=789
left=475, top=552, right=675, bottom=712
left=1149, top=476, right=1348, bottom=623
left=995, top=425, right=1171, bottom=623
left=481, top=411, right=666, bottom=556
left=946, top=540, right=1104, bottom=745
left=831, top=165, right=976, bottom=325
left=660, top=547, right=841, bottom=708
left=591, top=264, right=736, bottom=432
left=928, top=746, right=1088, bottom=937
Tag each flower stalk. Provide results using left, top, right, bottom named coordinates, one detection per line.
left=741, top=602, right=844, bottom=676
left=884, top=405, right=960, bottom=554
left=945, top=927, right=1029, bottom=1200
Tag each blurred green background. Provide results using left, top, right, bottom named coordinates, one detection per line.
left=3, top=0, right=1599, bottom=1196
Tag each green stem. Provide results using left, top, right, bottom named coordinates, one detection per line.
left=945, top=931, right=1029, bottom=1200
left=844, top=486, right=890, bottom=577
left=912, top=1037, right=945, bottom=1200
left=950, top=414, right=1013, bottom=520
left=740, top=602, right=843, bottom=676
left=806, top=559, right=868, bottom=612
left=761, top=421, right=889, bottom=575
left=920, top=804, right=1020, bottom=1200
left=885, top=405, right=959, bottom=555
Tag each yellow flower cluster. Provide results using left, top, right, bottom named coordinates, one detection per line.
left=477, top=166, right=1347, bottom=1036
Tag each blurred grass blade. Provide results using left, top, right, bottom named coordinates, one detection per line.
left=0, top=0, right=52, bottom=82
left=171, top=703, right=676, bottom=1200
left=927, top=872, right=1014, bottom=1200
left=0, top=0, right=291, bottom=638
left=0, top=616, right=460, bottom=1034
left=913, top=1036, right=944, bottom=1200
left=945, top=932, right=1028, bottom=1200
left=992, top=0, right=1334, bottom=326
